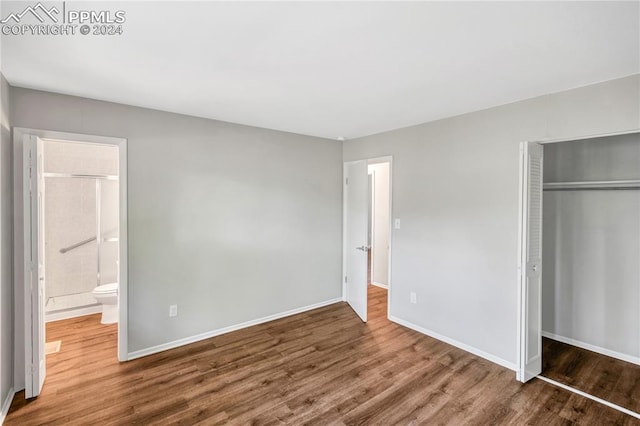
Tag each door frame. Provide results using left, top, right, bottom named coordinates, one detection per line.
left=342, top=155, right=393, bottom=320
left=515, top=128, right=640, bottom=382
left=13, top=128, right=129, bottom=392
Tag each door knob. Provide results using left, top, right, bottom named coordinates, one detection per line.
left=356, top=246, right=370, bottom=251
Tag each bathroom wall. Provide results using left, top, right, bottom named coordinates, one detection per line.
left=368, top=162, right=390, bottom=286
left=542, top=133, right=640, bottom=362
left=43, top=140, right=119, bottom=302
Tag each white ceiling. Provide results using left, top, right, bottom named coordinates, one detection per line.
left=1, top=1, right=638, bottom=139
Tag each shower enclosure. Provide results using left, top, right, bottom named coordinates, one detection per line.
left=42, top=140, right=119, bottom=321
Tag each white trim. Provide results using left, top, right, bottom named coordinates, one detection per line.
left=370, top=282, right=388, bottom=290
left=536, top=376, right=640, bottom=420
left=0, top=388, right=15, bottom=425
left=369, top=168, right=376, bottom=285
left=542, top=331, right=640, bottom=366
left=516, top=141, right=527, bottom=382
left=45, top=305, right=102, bottom=323
left=342, top=163, right=348, bottom=302
left=127, top=298, right=343, bottom=360
left=386, top=158, right=393, bottom=320
left=535, top=128, right=640, bottom=145
left=389, top=315, right=516, bottom=371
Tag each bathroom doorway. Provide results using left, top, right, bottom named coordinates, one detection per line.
left=42, top=139, right=120, bottom=322
left=14, top=128, right=128, bottom=398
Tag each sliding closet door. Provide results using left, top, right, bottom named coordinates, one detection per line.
left=518, top=141, right=544, bottom=382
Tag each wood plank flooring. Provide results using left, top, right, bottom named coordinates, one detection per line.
left=542, top=337, right=640, bottom=414
left=7, top=286, right=639, bottom=425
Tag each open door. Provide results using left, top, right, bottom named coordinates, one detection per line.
left=517, top=141, right=544, bottom=382
left=344, top=160, right=368, bottom=322
left=24, top=135, right=46, bottom=398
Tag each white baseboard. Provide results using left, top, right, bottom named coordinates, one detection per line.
left=389, top=315, right=516, bottom=371
left=46, top=305, right=102, bottom=323
left=0, top=388, right=15, bottom=425
left=542, top=331, right=640, bottom=366
left=128, top=298, right=343, bottom=361
left=370, top=281, right=388, bottom=289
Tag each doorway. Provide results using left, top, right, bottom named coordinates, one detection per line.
left=42, top=139, right=120, bottom=322
left=368, top=161, right=390, bottom=290
left=343, top=156, right=392, bottom=323
left=13, top=128, right=128, bottom=399
left=517, top=130, right=640, bottom=419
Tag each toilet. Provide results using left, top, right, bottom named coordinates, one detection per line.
left=92, top=282, right=118, bottom=324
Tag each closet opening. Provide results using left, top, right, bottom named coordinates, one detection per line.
left=518, top=130, right=640, bottom=418
left=540, top=132, right=640, bottom=414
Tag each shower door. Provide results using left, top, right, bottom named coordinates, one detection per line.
left=99, top=178, right=120, bottom=285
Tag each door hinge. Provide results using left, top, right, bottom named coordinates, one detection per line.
left=344, top=276, right=348, bottom=283
left=345, top=177, right=349, bottom=185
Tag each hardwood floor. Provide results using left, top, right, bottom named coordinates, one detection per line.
left=542, top=337, right=640, bottom=414
left=7, top=287, right=638, bottom=425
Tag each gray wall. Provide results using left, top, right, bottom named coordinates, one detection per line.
left=1, top=74, right=14, bottom=408
left=542, top=134, right=640, bottom=360
left=343, top=74, right=640, bottom=367
left=10, top=88, right=343, bottom=358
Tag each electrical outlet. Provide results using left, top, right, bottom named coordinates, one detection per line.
left=410, top=292, right=417, bottom=304
left=169, top=304, right=178, bottom=317
left=394, top=218, right=401, bottom=229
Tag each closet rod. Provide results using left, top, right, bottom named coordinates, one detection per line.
left=544, top=187, right=640, bottom=191
left=544, top=179, right=640, bottom=191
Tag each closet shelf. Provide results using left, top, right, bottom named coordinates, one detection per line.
left=543, top=179, right=640, bottom=191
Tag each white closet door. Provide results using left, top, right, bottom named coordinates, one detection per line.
left=518, top=141, right=544, bottom=382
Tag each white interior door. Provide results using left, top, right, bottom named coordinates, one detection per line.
left=518, top=141, right=544, bottom=382
left=344, top=160, right=368, bottom=322
left=24, top=135, right=46, bottom=398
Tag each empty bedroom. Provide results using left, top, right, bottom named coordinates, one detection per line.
left=0, top=1, right=638, bottom=424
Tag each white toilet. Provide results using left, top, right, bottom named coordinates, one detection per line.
left=92, top=282, right=119, bottom=324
